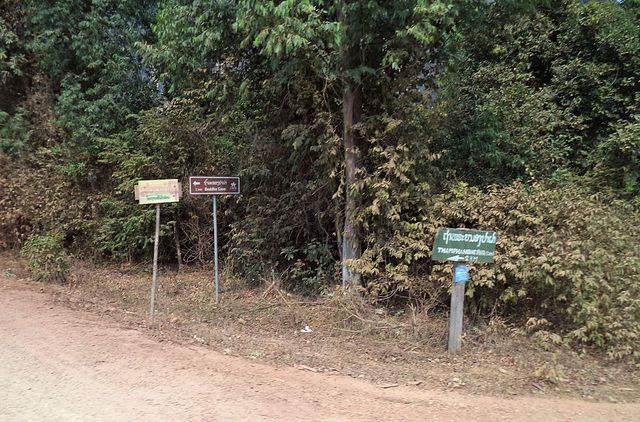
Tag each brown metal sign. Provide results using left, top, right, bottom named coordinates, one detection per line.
left=189, top=176, right=240, bottom=195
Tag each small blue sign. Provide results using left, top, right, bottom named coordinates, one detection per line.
left=455, top=266, right=469, bottom=283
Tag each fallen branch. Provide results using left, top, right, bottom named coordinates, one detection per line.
left=296, top=364, right=318, bottom=373
left=377, top=383, right=399, bottom=389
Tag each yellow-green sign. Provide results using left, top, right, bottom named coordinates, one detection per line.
left=136, top=179, right=180, bottom=204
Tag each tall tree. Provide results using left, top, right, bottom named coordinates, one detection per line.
left=339, top=0, right=363, bottom=289
left=25, top=0, right=158, bottom=153
left=140, top=0, right=455, bottom=290
left=234, top=0, right=455, bottom=289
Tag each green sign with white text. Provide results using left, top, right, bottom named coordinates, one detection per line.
left=432, top=228, right=498, bottom=263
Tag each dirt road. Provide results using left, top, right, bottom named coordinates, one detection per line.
left=1, top=276, right=638, bottom=421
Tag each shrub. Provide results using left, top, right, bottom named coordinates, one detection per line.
left=21, top=231, right=70, bottom=283
left=0, top=108, right=32, bottom=156
left=0, top=148, right=99, bottom=254
left=433, top=181, right=640, bottom=365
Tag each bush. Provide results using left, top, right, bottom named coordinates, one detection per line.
left=433, top=181, right=640, bottom=365
left=21, top=231, right=70, bottom=283
left=0, top=148, right=99, bottom=254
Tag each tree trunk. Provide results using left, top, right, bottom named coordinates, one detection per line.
left=342, top=85, right=362, bottom=290
left=340, top=0, right=363, bottom=291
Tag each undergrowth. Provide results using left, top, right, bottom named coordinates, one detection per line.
left=20, top=231, right=70, bottom=283
left=434, top=181, right=640, bottom=366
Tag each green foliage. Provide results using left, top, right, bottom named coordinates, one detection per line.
left=433, top=181, right=640, bottom=364
left=234, top=0, right=342, bottom=69
left=1, top=0, right=32, bottom=126
left=139, top=0, right=239, bottom=95
left=214, top=0, right=456, bottom=289
left=0, top=6, right=26, bottom=84
left=233, top=0, right=456, bottom=99
left=281, top=238, right=336, bottom=292
left=97, top=98, right=224, bottom=260
left=444, top=0, right=640, bottom=192
left=592, top=115, right=640, bottom=197
left=0, top=107, right=31, bottom=155
left=342, top=112, right=439, bottom=297
left=97, top=200, right=162, bottom=260
left=227, top=121, right=342, bottom=285
left=0, top=148, right=99, bottom=254
left=20, top=231, right=70, bottom=283
left=25, top=0, right=158, bottom=151
left=99, top=100, right=216, bottom=184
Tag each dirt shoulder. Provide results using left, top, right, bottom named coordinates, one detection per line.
left=1, top=268, right=639, bottom=421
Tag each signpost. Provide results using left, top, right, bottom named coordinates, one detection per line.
left=432, top=228, right=498, bottom=355
left=135, top=179, right=181, bottom=325
left=432, top=228, right=497, bottom=263
left=136, top=179, right=181, bottom=204
left=189, top=176, right=240, bottom=195
left=189, top=176, right=240, bottom=303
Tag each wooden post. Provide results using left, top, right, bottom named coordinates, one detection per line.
left=174, top=221, right=183, bottom=272
left=448, top=261, right=466, bottom=355
left=150, top=204, right=160, bottom=324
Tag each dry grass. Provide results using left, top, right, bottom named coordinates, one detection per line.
left=3, top=252, right=639, bottom=403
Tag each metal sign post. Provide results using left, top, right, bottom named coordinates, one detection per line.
left=213, top=195, right=219, bottom=303
left=189, top=176, right=240, bottom=304
left=432, top=228, right=498, bottom=355
left=135, top=179, right=181, bottom=325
